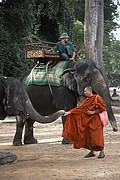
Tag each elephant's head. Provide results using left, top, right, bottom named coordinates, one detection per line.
left=0, top=77, right=65, bottom=123
left=62, top=60, right=97, bottom=95
left=62, top=59, right=118, bottom=131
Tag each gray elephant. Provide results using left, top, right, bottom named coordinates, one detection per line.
left=20, top=59, right=118, bottom=145
left=0, top=77, right=65, bottom=145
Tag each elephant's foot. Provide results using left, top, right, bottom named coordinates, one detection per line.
left=13, top=137, right=22, bottom=146
left=24, top=136, right=38, bottom=144
left=24, top=120, right=37, bottom=144
left=0, top=152, right=17, bottom=165
left=13, top=140, right=22, bottom=146
left=62, top=138, right=72, bottom=144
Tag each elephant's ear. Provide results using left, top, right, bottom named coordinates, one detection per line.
left=74, top=62, right=92, bottom=82
left=61, top=68, right=77, bottom=92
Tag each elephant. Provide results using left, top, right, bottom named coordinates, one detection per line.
left=0, top=77, right=65, bottom=145
left=20, top=59, right=118, bottom=145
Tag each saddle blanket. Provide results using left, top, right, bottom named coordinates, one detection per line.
left=25, top=61, right=69, bottom=86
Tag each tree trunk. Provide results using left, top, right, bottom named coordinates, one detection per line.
left=84, top=0, right=107, bottom=82
left=96, top=0, right=108, bottom=82
left=84, top=0, right=98, bottom=61
left=84, top=0, right=120, bottom=105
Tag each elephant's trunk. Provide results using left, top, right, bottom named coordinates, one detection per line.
left=106, top=102, right=118, bottom=132
left=91, top=74, right=118, bottom=131
left=25, top=97, right=65, bottom=123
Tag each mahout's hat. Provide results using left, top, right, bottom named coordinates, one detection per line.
left=60, top=33, right=69, bottom=39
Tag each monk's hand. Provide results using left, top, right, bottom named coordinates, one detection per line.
left=87, top=110, right=95, bottom=115
left=64, top=111, right=71, bottom=116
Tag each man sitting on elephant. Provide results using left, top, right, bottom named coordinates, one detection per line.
left=54, top=33, right=76, bottom=61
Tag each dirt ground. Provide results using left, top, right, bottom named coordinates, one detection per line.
left=0, top=108, right=120, bottom=180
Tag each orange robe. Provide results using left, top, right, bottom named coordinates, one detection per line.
left=62, top=94, right=106, bottom=151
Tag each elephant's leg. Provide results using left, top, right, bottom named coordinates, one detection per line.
left=24, top=119, right=38, bottom=144
left=13, top=115, right=25, bottom=146
left=61, top=116, right=72, bottom=144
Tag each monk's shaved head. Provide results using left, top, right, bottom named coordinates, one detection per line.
left=84, top=86, right=92, bottom=92
left=84, top=86, right=93, bottom=97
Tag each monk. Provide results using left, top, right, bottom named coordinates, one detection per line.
left=62, top=86, right=106, bottom=158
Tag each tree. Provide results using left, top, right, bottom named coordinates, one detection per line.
left=84, top=0, right=104, bottom=65
left=84, top=0, right=118, bottom=83
left=0, top=0, right=119, bottom=78
left=0, top=0, right=36, bottom=77
left=72, top=20, right=84, bottom=58
left=104, top=40, right=120, bottom=86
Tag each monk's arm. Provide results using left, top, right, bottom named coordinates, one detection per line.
left=95, top=95, right=106, bottom=114
left=64, top=105, right=83, bottom=116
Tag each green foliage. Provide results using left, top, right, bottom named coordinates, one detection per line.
left=0, top=0, right=119, bottom=80
left=72, top=20, right=84, bottom=59
left=103, top=40, right=120, bottom=86
left=104, top=0, right=118, bottom=43
left=103, top=1, right=120, bottom=86
left=68, top=0, right=85, bottom=23
left=34, top=0, right=74, bottom=41
left=2, top=0, right=35, bottom=40
left=0, top=0, right=35, bottom=77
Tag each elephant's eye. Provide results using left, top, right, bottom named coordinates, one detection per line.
left=79, top=76, right=83, bottom=81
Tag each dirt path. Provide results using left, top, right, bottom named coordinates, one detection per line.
left=0, top=113, right=120, bottom=180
